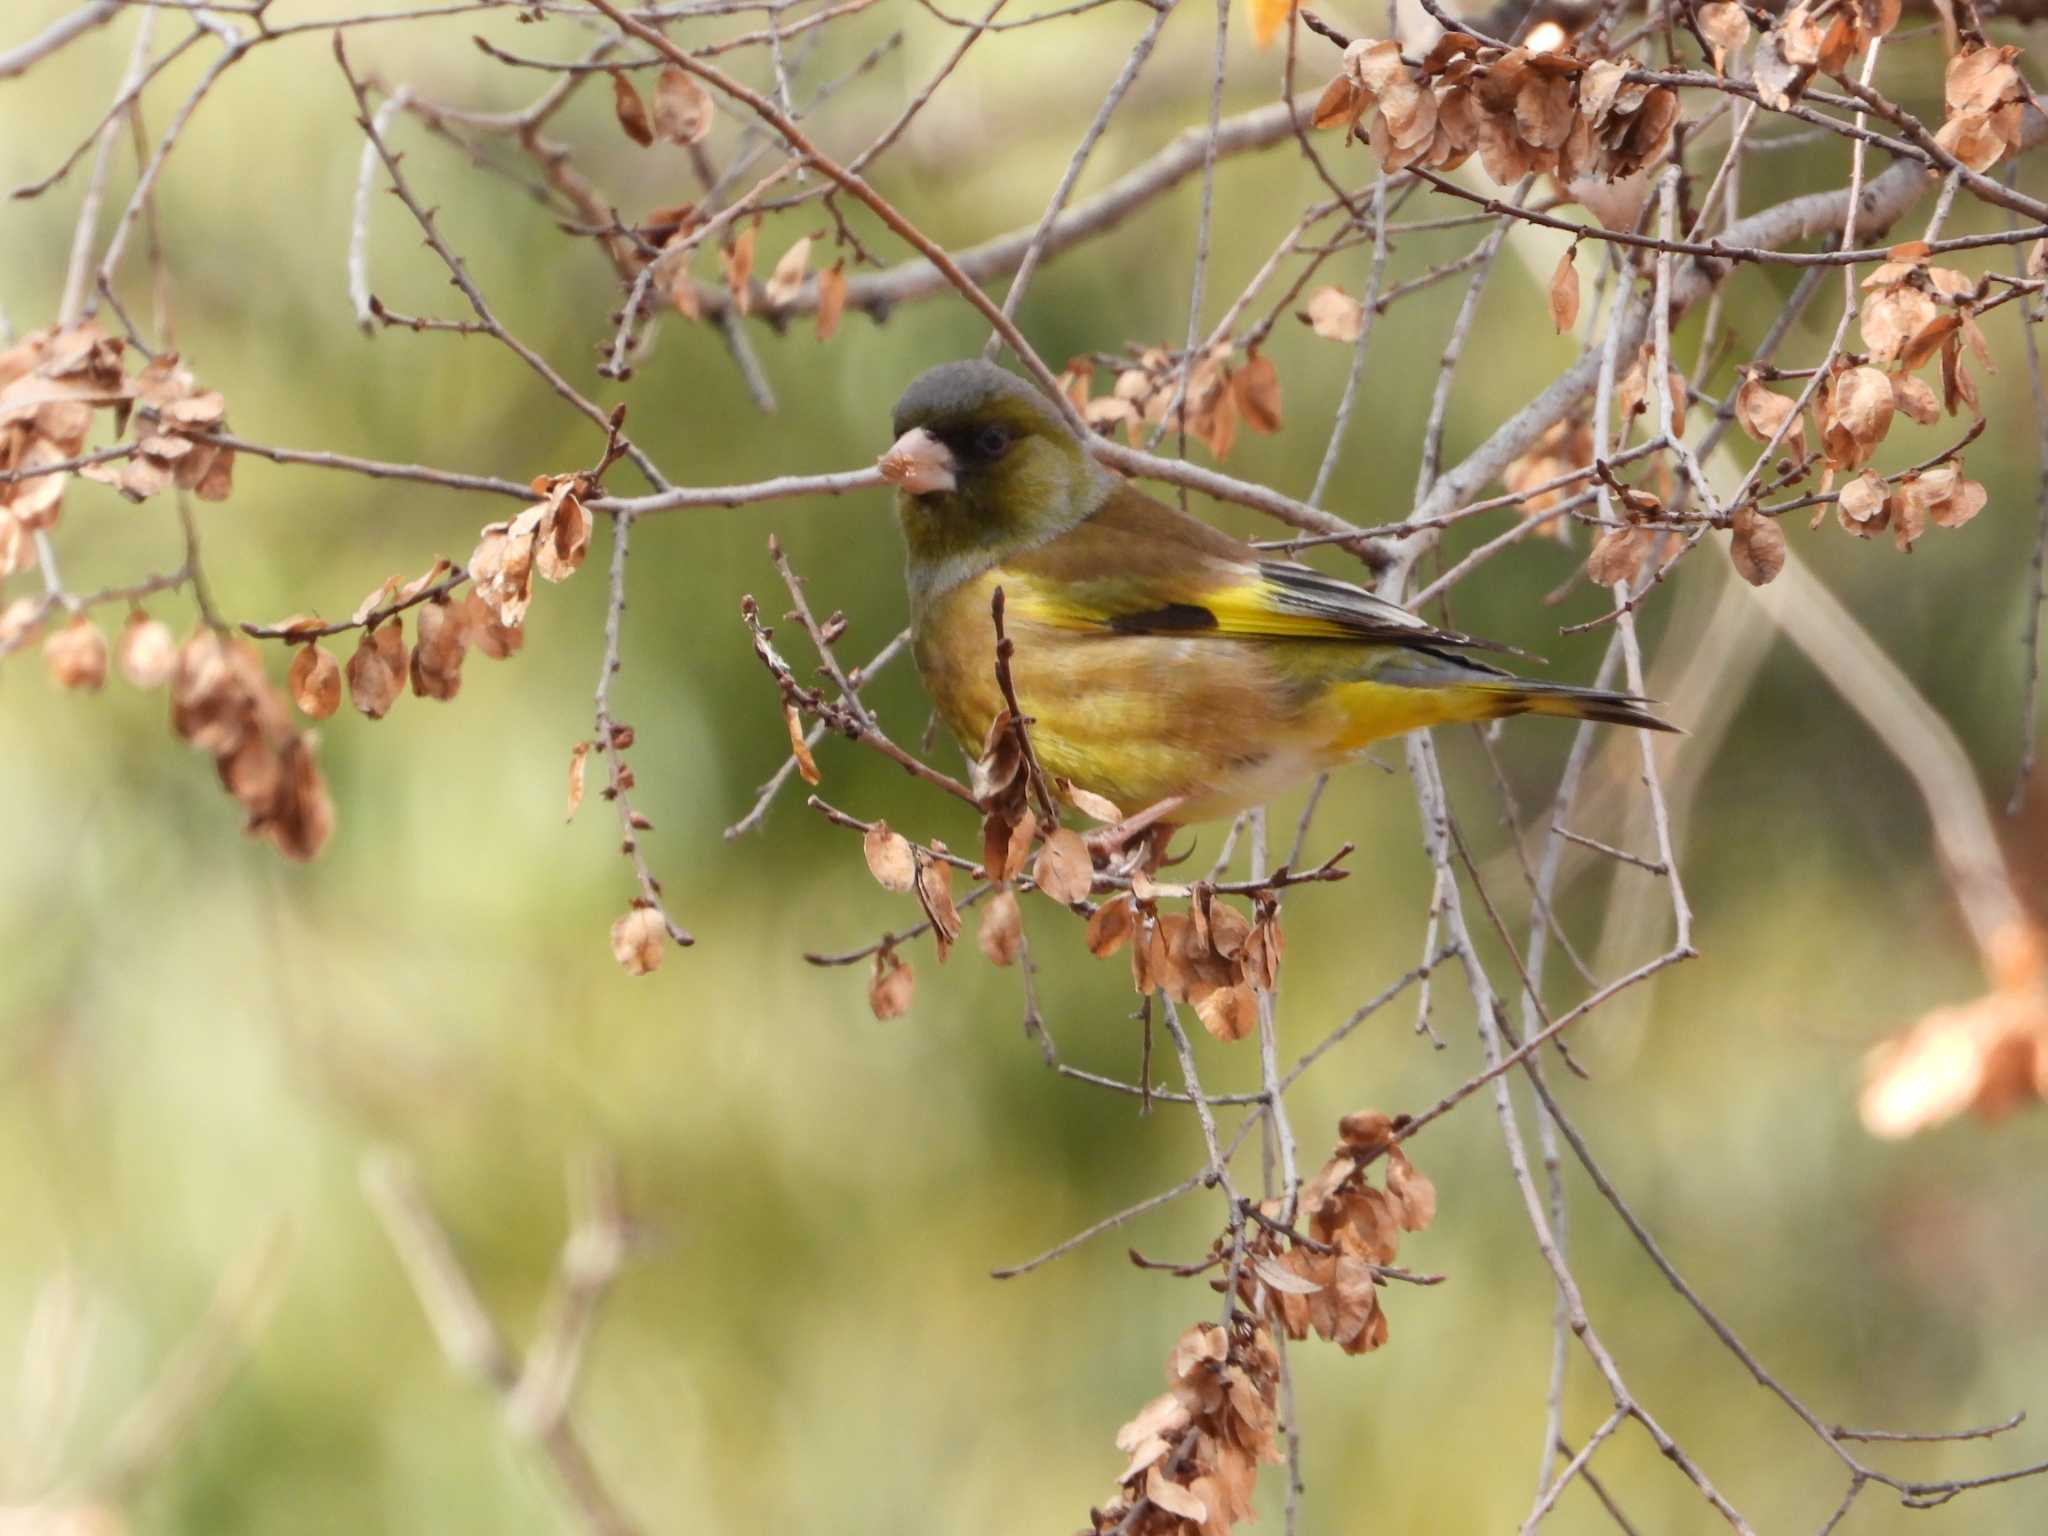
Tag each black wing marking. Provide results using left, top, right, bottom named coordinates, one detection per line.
left=1256, top=562, right=1528, bottom=658
left=1106, top=602, right=1220, bottom=634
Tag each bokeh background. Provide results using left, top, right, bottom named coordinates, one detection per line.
left=6, top=2, right=2048, bottom=1531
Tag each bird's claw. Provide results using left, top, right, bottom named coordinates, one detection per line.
left=1081, top=797, right=1186, bottom=875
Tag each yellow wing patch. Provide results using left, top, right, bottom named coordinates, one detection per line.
left=1194, top=583, right=1378, bottom=640
left=1002, top=572, right=1398, bottom=641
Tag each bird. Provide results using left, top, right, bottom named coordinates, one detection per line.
left=877, top=359, right=1673, bottom=833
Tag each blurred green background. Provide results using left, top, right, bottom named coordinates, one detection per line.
left=5, top=2, right=2048, bottom=1531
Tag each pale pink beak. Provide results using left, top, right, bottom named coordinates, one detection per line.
left=877, top=427, right=957, bottom=495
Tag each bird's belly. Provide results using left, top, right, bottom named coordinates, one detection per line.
left=1165, top=746, right=1340, bottom=824
left=914, top=581, right=1317, bottom=819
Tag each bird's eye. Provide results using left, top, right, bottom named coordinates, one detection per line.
left=974, top=426, right=1011, bottom=460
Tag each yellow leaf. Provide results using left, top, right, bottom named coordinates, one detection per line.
left=1247, top=0, right=1295, bottom=48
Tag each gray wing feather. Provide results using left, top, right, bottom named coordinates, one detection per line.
left=1256, top=562, right=1525, bottom=657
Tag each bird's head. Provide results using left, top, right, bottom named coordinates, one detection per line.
left=879, top=360, right=1114, bottom=604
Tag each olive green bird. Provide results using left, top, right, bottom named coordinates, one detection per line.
left=877, top=360, right=1672, bottom=829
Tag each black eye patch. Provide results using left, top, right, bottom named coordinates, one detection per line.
left=944, top=424, right=1013, bottom=465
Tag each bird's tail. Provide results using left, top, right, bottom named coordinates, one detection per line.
left=1469, top=677, right=1679, bottom=733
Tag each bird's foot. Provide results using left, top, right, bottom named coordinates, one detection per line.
left=1082, top=797, right=1185, bottom=875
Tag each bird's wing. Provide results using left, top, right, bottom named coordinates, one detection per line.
left=1000, top=483, right=1513, bottom=655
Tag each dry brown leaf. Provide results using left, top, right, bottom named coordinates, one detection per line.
left=1892, top=372, right=1940, bottom=425
left=1900, top=312, right=1962, bottom=373
left=651, top=65, right=714, bottom=145
left=536, top=492, right=591, bottom=583
left=1836, top=469, right=1891, bottom=536
left=1196, top=982, right=1259, bottom=1042
left=352, top=575, right=398, bottom=627
left=980, top=805, right=1034, bottom=884
left=669, top=269, right=704, bottom=322
left=1892, top=480, right=1928, bottom=551
left=1907, top=461, right=1989, bottom=530
left=610, top=905, right=665, bottom=975
left=115, top=611, right=175, bottom=688
left=863, top=820, right=916, bottom=892
left=723, top=223, right=757, bottom=316
left=288, top=643, right=341, bottom=718
left=1311, top=73, right=1368, bottom=130
left=764, top=235, right=811, bottom=309
left=1945, top=42, right=2024, bottom=116
left=1343, top=37, right=1405, bottom=93
left=1086, top=893, right=1137, bottom=958
left=398, top=557, right=454, bottom=605
left=1547, top=244, right=1580, bottom=334
left=1084, top=395, right=1140, bottom=441
left=1057, top=357, right=1093, bottom=414
left=1697, top=0, right=1752, bottom=69
left=1232, top=351, right=1282, bottom=433
left=161, top=390, right=224, bottom=430
left=346, top=619, right=405, bottom=719
left=1243, top=911, right=1285, bottom=991
left=566, top=740, right=591, bottom=822
left=112, top=453, right=170, bottom=503
left=1194, top=385, right=1238, bottom=461
left=977, top=885, right=1023, bottom=966
left=815, top=262, right=847, bottom=342
left=0, top=595, right=43, bottom=649
left=0, top=514, right=30, bottom=580
left=1603, top=85, right=1678, bottom=179
left=867, top=947, right=914, bottom=1019
left=784, top=701, right=820, bottom=785
left=1932, top=475, right=1988, bottom=529
left=1337, top=1109, right=1395, bottom=1153
left=1387, top=1149, right=1438, bottom=1230
left=1962, top=313, right=1996, bottom=375
left=1752, top=26, right=1811, bottom=109
left=1942, top=331, right=1981, bottom=417
left=6, top=441, right=69, bottom=526
left=1303, top=286, right=1366, bottom=343
left=641, top=202, right=697, bottom=243
left=408, top=631, right=460, bottom=700
left=1729, top=505, right=1786, bottom=587
left=1252, top=1253, right=1324, bottom=1296
left=1145, top=1468, right=1207, bottom=1524
left=1934, top=111, right=2008, bottom=172
left=1586, top=525, right=1653, bottom=587
left=464, top=589, right=524, bottom=660
left=1825, top=365, right=1895, bottom=469
left=915, top=844, right=961, bottom=961
left=610, top=70, right=653, bottom=147
left=223, top=738, right=283, bottom=817
left=1062, top=781, right=1125, bottom=824
left=267, top=736, right=335, bottom=862
left=1861, top=284, right=1938, bottom=365
left=1034, top=826, right=1094, bottom=905
left=414, top=593, right=463, bottom=659
left=44, top=615, right=107, bottom=691
left=1208, top=901, right=1252, bottom=962
left=408, top=599, right=465, bottom=701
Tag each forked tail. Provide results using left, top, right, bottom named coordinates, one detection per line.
left=1478, top=678, right=1679, bottom=733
